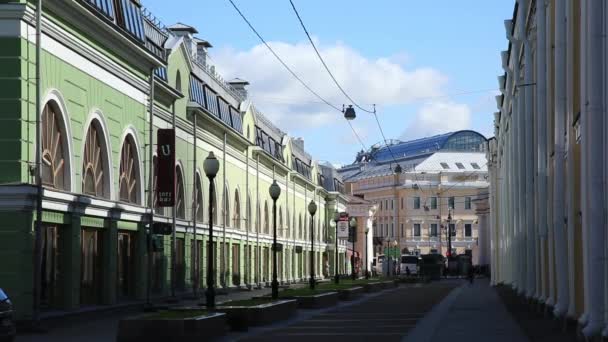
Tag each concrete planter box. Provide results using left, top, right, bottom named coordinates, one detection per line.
left=217, top=299, right=297, bottom=331
left=337, top=286, right=364, bottom=301
left=286, top=292, right=339, bottom=309
left=116, top=311, right=227, bottom=342
left=363, top=282, right=385, bottom=293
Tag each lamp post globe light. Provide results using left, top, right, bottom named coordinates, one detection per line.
left=308, top=200, right=317, bottom=290
left=269, top=180, right=281, bottom=299
left=365, top=227, right=370, bottom=279
left=333, top=210, right=340, bottom=284
left=349, top=217, right=357, bottom=280
left=203, top=152, right=220, bottom=308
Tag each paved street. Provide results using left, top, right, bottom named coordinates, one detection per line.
left=17, top=286, right=278, bottom=342
left=17, top=279, right=531, bottom=342
left=236, top=282, right=457, bottom=342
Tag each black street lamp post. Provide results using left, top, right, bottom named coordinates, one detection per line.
left=333, top=210, right=340, bottom=284
left=204, top=152, right=219, bottom=308
left=447, top=209, right=453, bottom=258
left=350, top=217, right=357, bottom=280
left=269, top=181, right=281, bottom=299
left=365, top=227, right=370, bottom=279
left=308, top=200, right=317, bottom=290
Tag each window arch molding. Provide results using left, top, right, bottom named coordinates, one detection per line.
left=233, top=187, right=241, bottom=229
left=175, top=161, right=187, bottom=219
left=118, top=126, right=144, bottom=205
left=41, top=89, right=75, bottom=191
left=81, top=109, right=113, bottom=199
left=193, top=170, right=204, bottom=223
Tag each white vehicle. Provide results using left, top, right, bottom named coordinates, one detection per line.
left=372, top=255, right=385, bottom=276
left=400, top=255, right=421, bottom=275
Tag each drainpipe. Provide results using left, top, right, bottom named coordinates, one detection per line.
left=256, top=154, right=260, bottom=288
left=170, top=88, right=177, bottom=299
left=245, top=147, right=249, bottom=287
left=33, top=0, right=43, bottom=323
left=192, top=114, right=198, bottom=297
left=552, top=0, right=569, bottom=319
left=222, top=132, right=227, bottom=287
left=582, top=0, right=606, bottom=337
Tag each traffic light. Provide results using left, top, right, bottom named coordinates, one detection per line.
left=152, top=222, right=172, bottom=235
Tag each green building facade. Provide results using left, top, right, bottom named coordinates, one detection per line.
left=0, top=0, right=350, bottom=320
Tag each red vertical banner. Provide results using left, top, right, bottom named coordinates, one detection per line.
left=156, top=129, right=175, bottom=207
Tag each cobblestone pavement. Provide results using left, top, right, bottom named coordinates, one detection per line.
left=17, top=285, right=279, bottom=342
left=236, top=282, right=457, bottom=342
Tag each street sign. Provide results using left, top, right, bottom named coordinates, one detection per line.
left=337, top=212, right=349, bottom=239
left=156, top=129, right=175, bottom=207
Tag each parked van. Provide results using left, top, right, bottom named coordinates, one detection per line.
left=400, top=255, right=421, bottom=275
left=372, top=255, right=385, bottom=276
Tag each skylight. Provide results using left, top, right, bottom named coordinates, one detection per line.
left=471, top=162, right=481, bottom=169
left=440, top=162, right=450, bottom=169
left=456, top=162, right=465, bottom=169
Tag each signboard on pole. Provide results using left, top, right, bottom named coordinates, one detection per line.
left=337, top=212, right=349, bottom=239
left=156, top=129, right=175, bottom=207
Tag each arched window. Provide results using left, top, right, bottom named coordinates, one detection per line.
left=263, top=201, right=269, bottom=234
left=223, top=186, right=230, bottom=227
left=256, top=203, right=261, bottom=233
left=175, top=70, right=182, bottom=92
left=82, top=120, right=109, bottom=198
left=246, top=194, right=252, bottom=232
left=175, top=165, right=185, bottom=219
left=298, top=214, right=302, bottom=240
left=278, top=207, right=283, bottom=237
left=41, top=102, right=68, bottom=190
left=233, top=189, right=241, bottom=229
left=194, top=173, right=203, bottom=222
left=118, top=135, right=140, bottom=204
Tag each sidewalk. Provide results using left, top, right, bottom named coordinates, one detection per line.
left=18, top=285, right=292, bottom=342
left=404, top=278, right=529, bottom=342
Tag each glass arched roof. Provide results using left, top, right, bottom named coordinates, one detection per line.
left=367, top=130, right=487, bottom=163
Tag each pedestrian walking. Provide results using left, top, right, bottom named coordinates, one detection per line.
left=467, top=264, right=474, bottom=285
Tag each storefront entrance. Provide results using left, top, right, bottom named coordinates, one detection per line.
left=117, top=231, right=136, bottom=300
left=81, top=228, right=103, bottom=306
left=40, top=225, right=62, bottom=310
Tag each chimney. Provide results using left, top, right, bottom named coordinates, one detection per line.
left=228, top=78, right=250, bottom=99
left=167, top=23, right=199, bottom=58
left=293, top=137, right=305, bottom=150
left=194, top=38, right=213, bottom=66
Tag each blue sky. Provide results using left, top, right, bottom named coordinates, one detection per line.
left=144, top=0, right=515, bottom=165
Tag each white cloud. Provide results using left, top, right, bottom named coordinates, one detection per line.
left=400, top=101, right=472, bottom=140
left=212, top=39, right=448, bottom=131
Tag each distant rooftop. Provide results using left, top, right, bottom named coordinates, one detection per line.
left=340, top=130, right=488, bottom=182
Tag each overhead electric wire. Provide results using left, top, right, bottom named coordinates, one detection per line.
left=288, top=0, right=399, bottom=165
left=226, top=0, right=368, bottom=151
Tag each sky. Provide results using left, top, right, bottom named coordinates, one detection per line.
left=144, top=0, right=514, bottom=166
